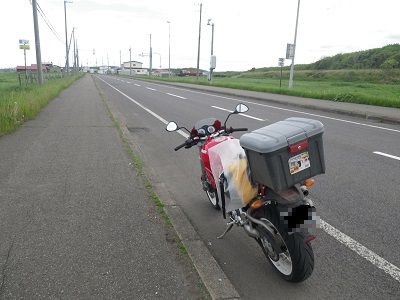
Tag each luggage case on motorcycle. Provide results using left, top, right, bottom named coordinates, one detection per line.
left=239, top=117, right=325, bottom=192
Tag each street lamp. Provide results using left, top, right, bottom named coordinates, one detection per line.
left=207, top=18, right=215, bottom=81
left=167, top=21, right=171, bottom=77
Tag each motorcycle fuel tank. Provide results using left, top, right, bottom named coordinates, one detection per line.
left=201, top=136, right=233, bottom=188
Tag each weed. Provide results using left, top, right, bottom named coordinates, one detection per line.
left=135, top=72, right=400, bottom=108
left=0, top=72, right=82, bottom=135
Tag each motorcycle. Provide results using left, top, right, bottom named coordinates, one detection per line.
left=166, top=104, right=323, bottom=282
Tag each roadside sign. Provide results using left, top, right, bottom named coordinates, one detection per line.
left=278, top=57, right=284, bottom=67
left=19, top=44, right=30, bottom=50
left=19, top=39, right=29, bottom=45
left=286, top=43, right=295, bottom=59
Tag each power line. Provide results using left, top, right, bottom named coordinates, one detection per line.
left=34, top=1, right=64, bottom=44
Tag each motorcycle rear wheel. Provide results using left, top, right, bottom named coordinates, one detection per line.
left=254, top=205, right=314, bottom=282
left=206, top=189, right=220, bottom=210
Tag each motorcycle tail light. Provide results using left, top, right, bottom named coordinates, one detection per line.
left=288, top=139, right=309, bottom=153
left=303, top=178, right=315, bottom=188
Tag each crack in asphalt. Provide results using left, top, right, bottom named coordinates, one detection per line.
left=0, top=205, right=35, bottom=298
left=0, top=239, right=15, bottom=298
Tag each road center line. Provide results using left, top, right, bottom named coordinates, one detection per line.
left=140, top=81, right=400, bottom=134
left=146, top=87, right=156, bottom=91
left=373, top=151, right=400, bottom=161
left=166, top=93, right=187, bottom=99
left=212, top=105, right=265, bottom=121
left=96, top=76, right=400, bottom=282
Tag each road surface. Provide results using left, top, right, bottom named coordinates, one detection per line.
left=95, top=75, right=400, bottom=299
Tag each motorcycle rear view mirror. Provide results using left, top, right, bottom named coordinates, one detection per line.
left=235, top=103, right=249, bottom=114
left=224, top=103, right=249, bottom=128
left=166, top=121, right=178, bottom=132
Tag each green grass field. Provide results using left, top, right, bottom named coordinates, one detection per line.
left=0, top=72, right=82, bottom=135
left=140, top=70, right=400, bottom=108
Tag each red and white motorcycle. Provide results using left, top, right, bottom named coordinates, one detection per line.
left=166, top=103, right=324, bottom=282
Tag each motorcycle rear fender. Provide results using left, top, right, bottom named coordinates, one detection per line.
left=265, top=185, right=317, bottom=233
left=266, top=184, right=305, bottom=207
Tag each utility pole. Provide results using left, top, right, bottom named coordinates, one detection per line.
left=167, top=21, right=171, bottom=77
left=32, top=0, right=43, bottom=84
left=288, top=0, right=301, bottom=89
left=64, top=0, right=71, bottom=74
left=76, top=39, right=79, bottom=71
left=129, top=47, right=132, bottom=76
left=207, top=19, right=215, bottom=81
left=196, top=3, right=202, bottom=79
left=72, top=28, right=76, bottom=73
left=149, top=34, right=153, bottom=76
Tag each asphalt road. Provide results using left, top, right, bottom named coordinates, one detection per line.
left=95, top=75, right=400, bottom=299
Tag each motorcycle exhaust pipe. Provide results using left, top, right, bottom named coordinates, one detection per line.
left=300, top=185, right=309, bottom=196
left=245, top=213, right=286, bottom=254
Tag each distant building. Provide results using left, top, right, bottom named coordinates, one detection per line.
left=153, top=69, right=171, bottom=77
left=16, top=64, right=48, bottom=72
left=120, top=61, right=147, bottom=75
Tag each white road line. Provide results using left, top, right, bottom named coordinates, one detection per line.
left=141, top=82, right=400, bottom=134
left=166, top=93, right=187, bottom=100
left=127, top=81, right=131, bottom=84
left=97, top=77, right=188, bottom=138
left=320, top=220, right=400, bottom=282
left=96, top=76, right=400, bottom=282
left=373, top=151, right=400, bottom=161
left=212, top=105, right=265, bottom=121
left=134, top=84, right=141, bottom=87
left=146, top=87, right=156, bottom=91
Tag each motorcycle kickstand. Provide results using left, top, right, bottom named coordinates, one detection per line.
left=217, top=221, right=235, bottom=239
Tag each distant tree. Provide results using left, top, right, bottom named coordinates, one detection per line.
left=381, top=58, right=398, bottom=69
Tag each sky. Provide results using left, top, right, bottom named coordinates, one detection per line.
left=1, top=0, right=400, bottom=71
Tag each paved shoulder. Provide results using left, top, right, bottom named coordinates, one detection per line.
left=0, top=75, right=206, bottom=299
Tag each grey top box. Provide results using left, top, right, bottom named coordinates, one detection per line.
left=240, top=118, right=324, bottom=153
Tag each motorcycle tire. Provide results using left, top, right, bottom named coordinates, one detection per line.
left=205, top=189, right=220, bottom=210
left=253, top=204, right=314, bottom=282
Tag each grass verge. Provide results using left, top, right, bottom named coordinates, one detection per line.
left=0, top=72, right=83, bottom=135
left=133, top=74, right=400, bottom=108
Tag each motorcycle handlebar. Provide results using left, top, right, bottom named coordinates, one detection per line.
left=226, top=127, right=248, bottom=133
left=174, top=140, right=189, bottom=151
left=231, top=127, right=248, bottom=132
left=174, top=127, right=247, bottom=150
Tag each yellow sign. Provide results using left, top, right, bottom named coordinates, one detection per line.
left=19, top=44, right=30, bottom=50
